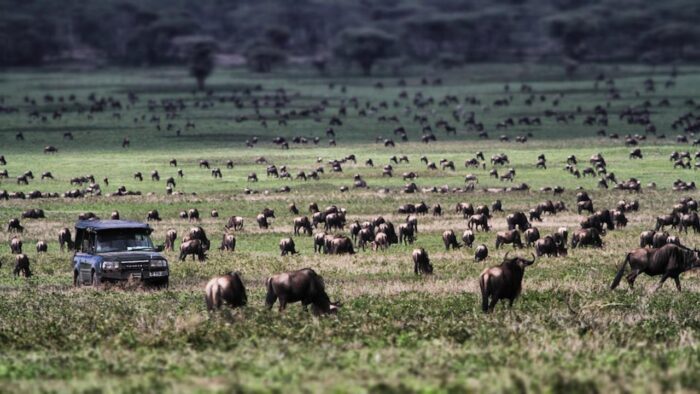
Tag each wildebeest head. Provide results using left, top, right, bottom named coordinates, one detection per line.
left=503, top=251, right=536, bottom=268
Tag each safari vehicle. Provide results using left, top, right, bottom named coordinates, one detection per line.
left=72, top=220, right=169, bottom=287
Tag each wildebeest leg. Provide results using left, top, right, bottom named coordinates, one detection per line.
left=653, top=273, right=670, bottom=292
left=278, top=298, right=287, bottom=312
left=626, top=270, right=640, bottom=289
left=673, top=276, right=681, bottom=292
left=487, top=297, right=499, bottom=312
left=414, top=261, right=419, bottom=275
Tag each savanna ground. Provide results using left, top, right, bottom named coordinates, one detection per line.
left=1, top=64, right=700, bottom=393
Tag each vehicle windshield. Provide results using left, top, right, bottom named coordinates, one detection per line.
left=95, top=229, right=155, bottom=252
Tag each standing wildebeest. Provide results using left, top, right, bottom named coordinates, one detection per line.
left=58, top=228, right=73, bottom=251
left=220, top=233, right=236, bottom=251
left=412, top=248, right=433, bottom=275
left=495, top=230, right=523, bottom=249
left=146, top=210, right=162, bottom=221
left=294, top=216, right=313, bottom=236
left=257, top=214, right=269, bottom=229
left=506, top=212, right=530, bottom=231
left=289, top=203, right=299, bottom=215
left=205, top=272, right=247, bottom=311
left=577, top=200, right=594, bottom=214
left=639, top=230, right=655, bottom=248
left=468, top=214, right=490, bottom=232
left=398, top=223, right=415, bottom=244
left=652, top=231, right=670, bottom=248
left=442, top=230, right=461, bottom=250
left=571, top=228, right=603, bottom=248
left=371, top=232, right=389, bottom=251
left=462, top=229, right=475, bottom=248
left=479, top=252, right=535, bottom=313
left=110, top=211, right=120, bottom=220
left=279, top=238, right=298, bottom=256
left=225, top=216, right=244, bottom=231
left=10, top=237, right=22, bottom=254
left=14, top=254, right=31, bottom=277
left=8, top=218, right=23, bottom=233
left=265, top=268, right=340, bottom=315
left=211, top=210, right=219, bottom=218
left=475, top=244, right=489, bottom=262
left=188, top=208, right=200, bottom=222
left=535, top=235, right=567, bottom=257
left=36, top=240, right=48, bottom=253
left=524, top=227, right=540, bottom=247
left=679, top=212, right=700, bottom=233
left=180, top=239, right=206, bottom=261
left=43, top=145, right=58, bottom=154
left=21, top=208, right=45, bottom=219
left=357, top=228, right=374, bottom=251
left=611, top=244, right=700, bottom=291
left=313, top=232, right=327, bottom=253
left=655, top=214, right=679, bottom=231
left=165, top=229, right=177, bottom=251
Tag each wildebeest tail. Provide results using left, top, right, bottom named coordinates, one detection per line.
left=610, top=254, right=630, bottom=290
left=479, top=272, right=490, bottom=312
left=264, top=277, right=277, bottom=307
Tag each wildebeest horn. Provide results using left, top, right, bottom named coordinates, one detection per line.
left=504, top=251, right=511, bottom=260
left=527, top=253, right=536, bottom=264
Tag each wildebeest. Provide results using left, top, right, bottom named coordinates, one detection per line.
left=8, top=218, right=23, bottom=233
left=180, top=239, right=206, bottom=261
left=21, top=208, right=45, bottom=219
left=225, top=216, right=244, bottom=231
left=327, top=235, right=355, bottom=254
left=165, top=229, right=177, bottom=251
left=506, top=212, right=530, bottom=231
left=577, top=200, right=594, bottom=214
left=371, top=232, right=389, bottom=251
left=653, top=231, right=670, bottom=248
left=257, top=214, right=269, bottom=229
left=442, top=230, right=461, bottom=250
left=357, top=228, right=374, bottom=251
left=265, top=268, right=340, bottom=315
left=611, top=244, right=700, bottom=291
left=524, top=227, right=540, bottom=247
left=467, top=214, right=490, bottom=232
left=187, top=226, right=211, bottom=250
left=146, top=210, right=162, bottom=221
left=475, top=244, right=489, bottom=262
left=495, top=230, right=523, bottom=249
left=462, top=229, right=475, bottom=247
left=571, top=228, right=603, bottom=248
left=10, top=237, right=22, bottom=254
left=14, top=254, right=31, bottom=277
left=36, top=240, right=48, bottom=253
left=219, top=233, right=236, bottom=251
left=679, top=212, right=700, bottom=233
left=205, top=272, right=247, bottom=311
left=279, top=238, right=298, bottom=256
left=290, top=216, right=312, bottom=236
left=479, top=252, right=535, bottom=312
left=535, top=235, right=567, bottom=257
left=110, top=211, right=120, bottom=220
left=188, top=208, right=200, bottom=221
left=58, top=228, right=73, bottom=251
left=655, top=214, right=679, bottom=231
left=398, top=223, right=415, bottom=245
left=640, top=230, right=655, bottom=248
left=412, top=248, right=433, bottom=275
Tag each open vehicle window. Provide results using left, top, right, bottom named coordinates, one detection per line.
left=96, top=230, right=155, bottom=253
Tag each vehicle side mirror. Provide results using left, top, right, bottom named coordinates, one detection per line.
left=156, top=245, right=165, bottom=252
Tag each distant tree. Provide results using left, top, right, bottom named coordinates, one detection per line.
left=333, top=28, right=396, bottom=76
left=638, top=23, right=700, bottom=62
left=244, top=43, right=287, bottom=73
left=265, top=27, right=291, bottom=49
left=547, top=16, right=592, bottom=62
left=189, top=41, right=215, bottom=90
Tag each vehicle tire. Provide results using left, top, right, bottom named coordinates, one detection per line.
left=91, top=270, right=101, bottom=288
left=73, top=270, right=80, bottom=287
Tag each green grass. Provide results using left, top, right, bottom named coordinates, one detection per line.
left=1, top=64, right=700, bottom=393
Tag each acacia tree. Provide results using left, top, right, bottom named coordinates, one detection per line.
left=189, top=41, right=215, bottom=90
left=333, top=27, right=396, bottom=76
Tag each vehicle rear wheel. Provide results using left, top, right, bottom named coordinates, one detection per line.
left=91, top=270, right=101, bottom=288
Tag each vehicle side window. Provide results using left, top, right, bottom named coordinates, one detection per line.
left=82, top=232, right=95, bottom=253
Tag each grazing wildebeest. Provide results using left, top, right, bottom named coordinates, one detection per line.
left=257, top=214, right=269, bottom=229
left=524, top=227, right=540, bottom=247
left=412, top=248, right=433, bottom=275
left=328, top=236, right=355, bottom=254
left=8, top=218, right=23, bottom=233
left=577, top=200, right=594, bottom=214
left=43, top=145, right=58, bottom=154
left=10, top=237, right=22, bottom=254
left=14, top=254, right=31, bottom=277
left=442, top=230, right=461, bottom=250
left=188, top=208, right=200, bottom=222
left=432, top=204, right=442, bottom=216
left=219, top=233, right=236, bottom=251
left=357, top=228, right=374, bottom=251
left=199, top=160, right=210, bottom=169
left=479, top=252, right=535, bottom=313
left=289, top=203, right=299, bottom=215
left=468, top=214, right=490, bottom=232
left=294, top=216, right=313, bottom=235
left=205, top=272, right=247, bottom=311
left=462, top=229, right=475, bottom=248
left=180, top=239, right=206, bottom=261
left=372, top=232, right=389, bottom=251
left=495, top=230, right=523, bottom=249
left=187, top=226, right=211, bottom=250
left=555, top=227, right=568, bottom=245
left=21, top=208, right=45, bottom=219
left=36, top=240, right=48, bottom=253
left=146, top=210, right=162, bottom=221
left=134, top=172, right=143, bottom=181
left=151, top=170, right=160, bottom=181
left=652, top=231, right=670, bottom=248
left=506, top=212, right=530, bottom=231
left=655, top=214, right=679, bottom=231
left=211, top=210, right=219, bottom=218
left=165, top=229, right=177, bottom=251
left=279, top=238, right=298, bottom=256
left=475, top=244, right=489, bottom=262
left=535, top=235, right=567, bottom=257
left=571, top=228, right=603, bottom=248
left=265, top=268, right=340, bottom=315
left=41, top=171, right=53, bottom=180
left=225, top=216, right=244, bottom=231
left=179, top=211, right=188, bottom=219
left=398, top=223, right=415, bottom=244
left=110, top=211, right=120, bottom=220
left=611, top=244, right=700, bottom=291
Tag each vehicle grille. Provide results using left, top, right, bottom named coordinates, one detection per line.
left=120, top=260, right=150, bottom=271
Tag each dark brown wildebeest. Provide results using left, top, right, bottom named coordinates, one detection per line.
left=495, top=230, right=523, bottom=249
left=611, top=244, right=700, bottom=291
left=640, top=230, right=655, bottom=248
left=357, top=228, right=374, bottom=251
left=188, top=208, right=200, bottom=222
left=134, top=172, right=143, bottom=181
left=456, top=202, right=475, bottom=218
left=219, top=233, right=236, bottom=251
left=571, top=228, right=603, bottom=248
left=349, top=221, right=361, bottom=242
left=257, top=214, right=269, bottom=229
left=187, top=226, right=211, bottom=250
left=479, top=252, right=535, bottom=313
left=577, top=200, right=594, bottom=214
left=41, top=171, right=53, bottom=180
left=179, top=211, right=188, bottom=219
left=289, top=203, right=299, bottom=215
left=211, top=210, right=218, bottom=218
left=372, top=232, right=389, bottom=251
left=279, top=238, right=298, bottom=256
left=265, top=268, right=340, bottom=315
left=166, top=177, right=176, bottom=188
left=58, top=228, right=73, bottom=251
left=226, top=160, right=234, bottom=169
left=10, top=237, right=22, bottom=254
left=679, top=212, right=700, bottom=234
left=629, top=148, right=643, bottom=159
left=652, top=231, right=670, bottom=248
left=529, top=208, right=542, bottom=222
left=325, top=212, right=346, bottom=231
left=199, top=160, right=210, bottom=169
left=524, top=228, right=540, bottom=247
left=179, top=239, right=206, bottom=261
left=328, top=236, right=355, bottom=255
left=294, top=216, right=313, bottom=236
left=122, top=137, right=130, bottom=148
left=432, top=204, right=442, bottom=216
left=398, top=204, right=416, bottom=214
left=110, top=211, right=120, bottom=220
left=475, top=244, right=489, bottom=262
left=442, top=230, right=461, bottom=250
left=247, top=173, right=258, bottom=182
left=613, top=210, right=628, bottom=228
left=398, top=223, right=415, bottom=245
left=377, top=222, right=398, bottom=245
left=468, top=214, right=490, bottom=232
left=506, top=212, right=529, bottom=231
left=205, top=272, right=247, bottom=311
left=412, top=248, right=433, bottom=275
left=14, top=254, right=31, bottom=277
left=462, top=230, right=475, bottom=248
left=151, top=170, right=160, bottom=181
left=21, top=208, right=45, bottom=219
left=44, top=145, right=58, bottom=154
left=313, top=232, right=327, bottom=253
left=211, top=168, right=222, bottom=178
left=165, top=229, right=177, bottom=251
left=225, top=216, right=244, bottom=231
left=655, top=214, right=679, bottom=231
left=8, top=218, right=23, bottom=233
left=492, top=199, right=503, bottom=213
left=169, top=159, right=178, bottom=167
left=555, top=227, right=568, bottom=245
left=535, top=235, right=567, bottom=257
left=146, top=210, right=162, bottom=221
left=36, top=240, right=48, bottom=253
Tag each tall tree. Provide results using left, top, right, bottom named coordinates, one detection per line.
left=189, top=41, right=215, bottom=90
left=333, top=27, right=396, bottom=76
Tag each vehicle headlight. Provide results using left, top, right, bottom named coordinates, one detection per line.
left=103, top=261, right=119, bottom=270
left=150, top=260, right=168, bottom=268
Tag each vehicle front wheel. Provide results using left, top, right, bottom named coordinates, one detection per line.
left=91, top=271, right=101, bottom=288
left=73, top=271, right=81, bottom=287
